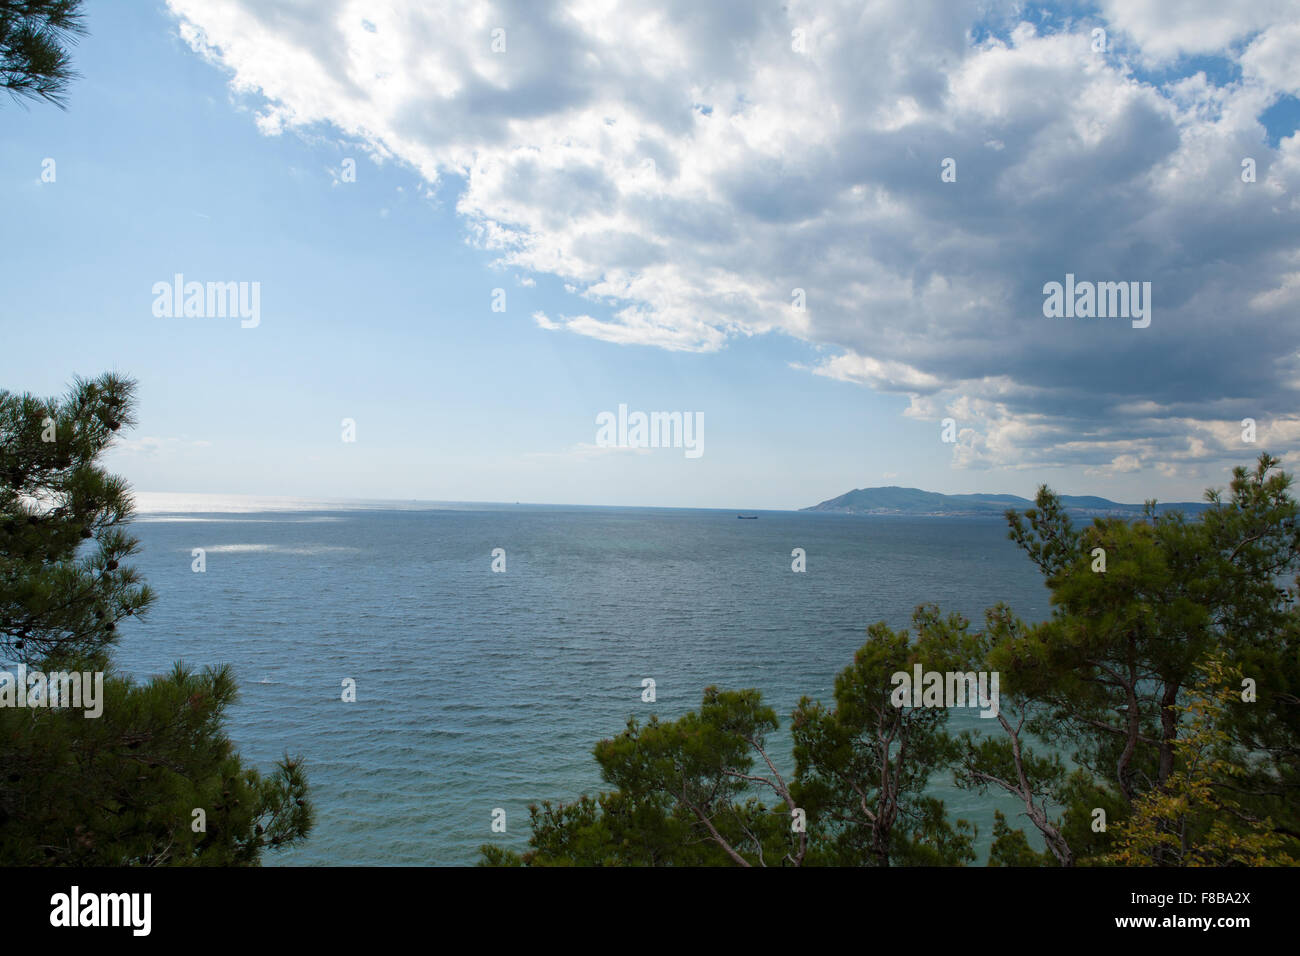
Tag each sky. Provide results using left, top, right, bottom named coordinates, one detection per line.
left=1, top=0, right=1298, bottom=510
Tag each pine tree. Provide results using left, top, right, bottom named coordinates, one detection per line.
left=791, top=606, right=976, bottom=866
left=0, top=373, right=313, bottom=864
left=1, top=373, right=152, bottom=666
left=1107, top=660, right=1296, bottom=867
left=0, top=0, right=85, bottom=109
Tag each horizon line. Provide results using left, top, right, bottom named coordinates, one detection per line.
left=129, top=487, right=1208, bottom=515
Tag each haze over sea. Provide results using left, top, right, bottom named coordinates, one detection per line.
left=119, top=497, right=1053, bottom=865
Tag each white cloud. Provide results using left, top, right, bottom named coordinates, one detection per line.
left=1241, top=21, right=1300, bottom=97
left=1098, top=0, right=1297, bottom=64
left=166, top=0, right=1300, bottom=473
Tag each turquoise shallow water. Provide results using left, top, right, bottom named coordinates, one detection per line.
left=114, top=506, right=1053, bottom=865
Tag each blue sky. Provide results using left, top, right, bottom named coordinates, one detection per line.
left=2, top=1, right=1298, bottom=510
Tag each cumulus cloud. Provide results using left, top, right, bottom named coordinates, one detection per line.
left=167, top=0, right=1300, bottom=474
left=1098, top=0, right=1297, bottom=64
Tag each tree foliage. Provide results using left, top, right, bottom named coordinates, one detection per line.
left=791, top=607, right=975, bottom=866
left=1, top=373, right=153, bottom=666
left=0, top=0, right=85, bottom=108
left=1107, top=660, right=1296, bottom=866
left=0, top=374, right=313, bottom=865
left=988, top=454, right=1300, bottom=864
left=0, top=662, right=313, bottom=864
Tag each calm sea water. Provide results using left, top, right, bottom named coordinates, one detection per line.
left=114, top=506, right=1053, bottom=866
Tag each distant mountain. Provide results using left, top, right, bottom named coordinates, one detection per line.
left=801, top=485, right=1209, bottom=517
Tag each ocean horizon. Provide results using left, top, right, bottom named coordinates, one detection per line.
left=114, top=503, right=1053, bottom=865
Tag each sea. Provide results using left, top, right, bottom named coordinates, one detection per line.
left=114, top=500, right=1055, bottom=866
